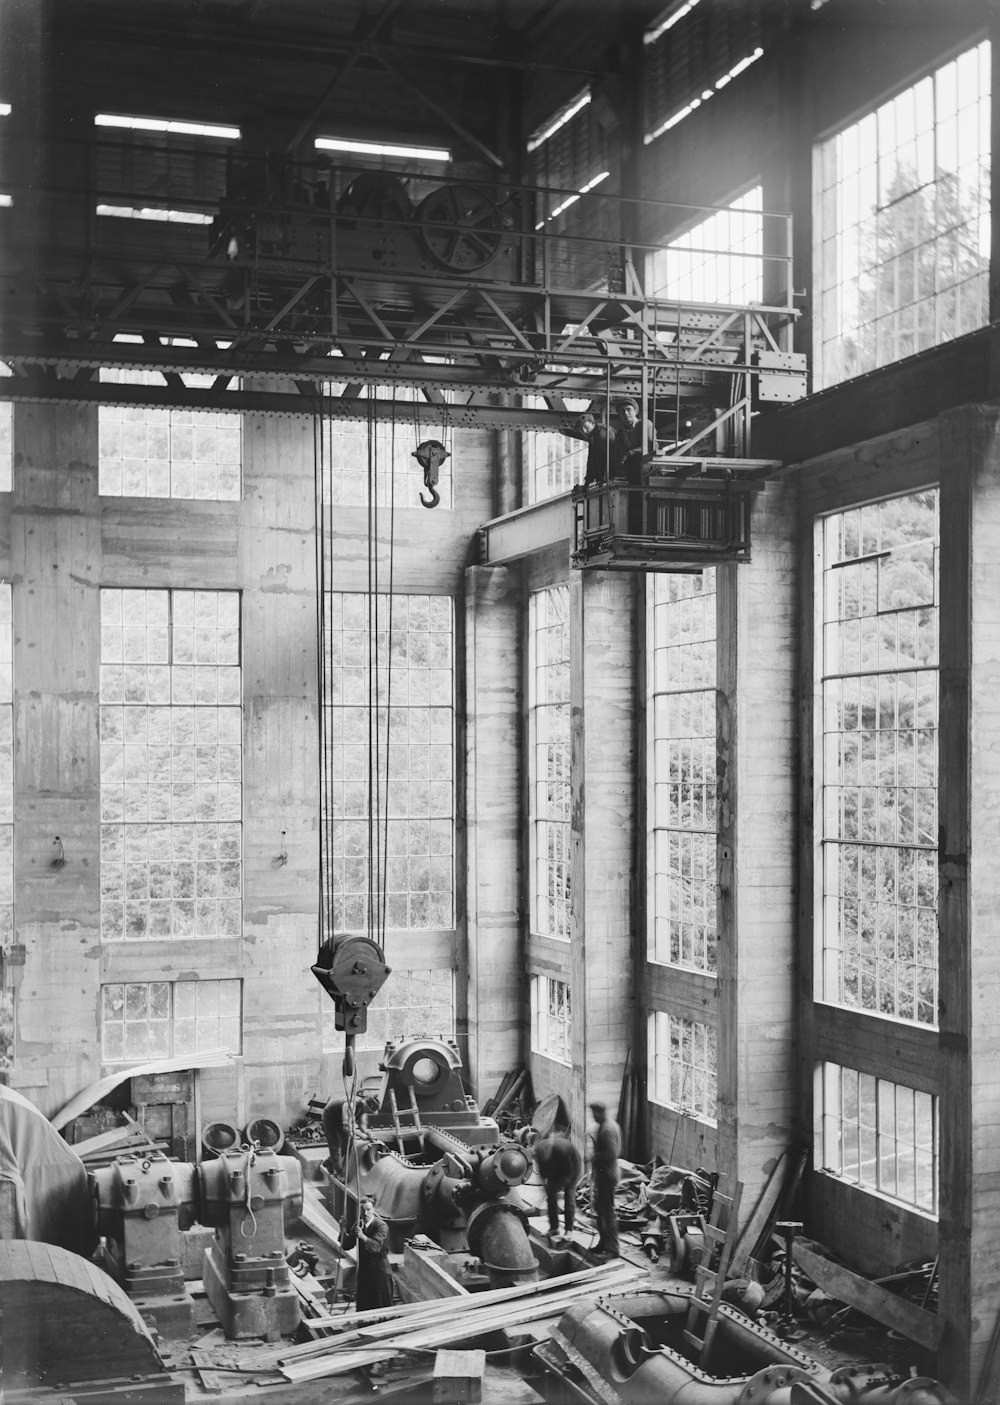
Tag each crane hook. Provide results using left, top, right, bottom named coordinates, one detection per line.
left=413, top=439, right=449, bottom=511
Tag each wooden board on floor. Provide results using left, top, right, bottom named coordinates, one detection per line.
left=791, top=1240, right=944, bottom=1349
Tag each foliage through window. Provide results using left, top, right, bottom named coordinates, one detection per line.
left=819, top=491, right=938, bottom=1025
left=648, top=572, right=717, bottom=973
left=99, top=368, right=242, bottom=500
left=528, top=586, right=571, bottom=940
left=814, top=41, right=991, bottom=388
left=817, top=1061, right=937, bottom=1214
left=323, top=593, right=454, bottom=932
left=100, top=589, right=242, bottom=941
left=523, top=395, right=588, bottom=506
left=530, top=974, right=571, bottom=1065
left=101, top=979, right=241, bottom=1063
left=648, top=1009, right=717, bottom=1123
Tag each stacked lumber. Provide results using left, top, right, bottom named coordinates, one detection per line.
left=245, top=1258, right=646, bottom=1384
left=72, top=1117, right=165, bottom=1167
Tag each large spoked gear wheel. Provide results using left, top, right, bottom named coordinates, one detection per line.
left=416, top=183, right=505, bottom=271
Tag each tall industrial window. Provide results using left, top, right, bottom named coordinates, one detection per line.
left=818, top=490, right=938, bottom=1025
left=530, top=974, right=571, bottom=1065
left=528, top=585, right=571, bottom=941
left=647, top=571, right=717, bottom=973
left=99, top=589, right=242, bottom=941
left=321, top=388, right=453, bottom=509
left=0, top=585, right=12, bottom=1070
left=99, top=369, right=242, bottom=499
left=322, top=967, right=454, bottom=1054
left=648, top=1010, right=718, bottom=1123
left=324, top=593, right=454, bottom=932
left=817, top=1061, right=937, bottom=1214
left=815, top=41, right=991, bottom=389
left=101, top=979, right=242, bottom=1063
left=523, top=396, right=588, bottom=507
left=649, top=188, right=763, bottom=306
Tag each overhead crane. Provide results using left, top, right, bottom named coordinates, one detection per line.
left=0, top=137, right=806, bottom=566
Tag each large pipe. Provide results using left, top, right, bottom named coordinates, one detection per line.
left=466, top=1201, right=538, bottom=1289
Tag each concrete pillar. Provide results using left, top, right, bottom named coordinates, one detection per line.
left=715, top=476, right=799, bottom=1211
left=937, top=404, right=1000, bottom=1398
left=464, top=563, right=522, bottom=1103
left=569, top=569, right=637, bottom=1140
left=10, top=403, right=102, bottom=1112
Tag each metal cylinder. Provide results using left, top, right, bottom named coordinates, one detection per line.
left=476, top=1143, right=531, bottom=1197
left=466, top=1201, right=537, bottom=1289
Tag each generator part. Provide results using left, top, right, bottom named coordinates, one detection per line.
left=476, top=1143, right=532, bottom=1197
left=201, top=1120, right=240, bottom=1159
left=465, top=1200, right=536, bottom=1289
left=90, top=1151, right=198, bottom=1338
left=0, top=1238, right=182, bottom=1399
left=376, top=1036, right=493, bottom=1143
left=200, top=1146, right=303, bottom=1340
left=243, top=1116, right=284, bottom=1153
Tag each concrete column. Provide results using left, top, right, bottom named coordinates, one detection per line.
left=715, top=476, right=799, bottom=1211
left=10, top=403, right=102, bottom=1113
left=238, top=409, right=322, bottom=1129
left=569, top=569, right=637, bottom=1140
left=464, top=563, right=522, bottom=1103
left=937, top=405, right=1000, bottom=1399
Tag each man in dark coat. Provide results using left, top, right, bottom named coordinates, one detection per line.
left=533, top=1131, right=582, bottom=1243
left=588, top=1101, right=621, bottom=1257
left=322, top=1092, right=378, bottom=1175
left=340, top=1193, right=394, bottom=1311
left=569, top=408, right=619, bottom=487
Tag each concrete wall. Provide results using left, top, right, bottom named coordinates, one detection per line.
left=4, top=398, right=495, bottom=1128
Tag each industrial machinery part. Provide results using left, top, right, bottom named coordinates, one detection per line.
left=532, top=1289, right=955, bottom=1405
left=243, top=1115, right=285, bottom=1153
left=377, top=1035, right=490, bottom=1141
left=201, top=1119, right=241, bottom=1158
left=200, top=1144, right=304, bottom=1340
left=90, top=1150, right=199, bottom=1337
left=0, top=1237, right=183, bottom=1400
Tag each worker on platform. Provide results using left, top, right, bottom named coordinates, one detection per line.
left=568, top=407, right=619, bottom=487
left=339, top=1193, right=394, bottom=1311
left=614, top=396, right=656, bottom=532
left=533, top=1130, right=583, bottom=1245
left=588, top=1101, right=621, bottom=1258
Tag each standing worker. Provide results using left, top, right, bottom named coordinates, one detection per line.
left=588, top=1101, right=621, bottom=1258
left=339, top=1193, right=394, bottom=1311
left=322, top=1092, right=379, bottom=1176
left=533, top=1131, right=583, bottom=1245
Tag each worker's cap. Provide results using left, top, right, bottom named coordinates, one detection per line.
left=617, top=397, right=639, bottom=412
left=588, top=1101, right=606, bottom=1117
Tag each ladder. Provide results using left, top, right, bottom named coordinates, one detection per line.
left=683, top=1178, right=743, bottom=1369
left=388, top=1086, right=425, bottom=1156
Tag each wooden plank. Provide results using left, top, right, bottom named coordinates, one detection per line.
left=791, top=1241, right=945, bottom=1349
left=729, top=1150, right=789, bottom=1276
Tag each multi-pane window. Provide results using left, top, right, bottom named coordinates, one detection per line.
left=99, top=369, right=242, bottom=500
left=100, top=589, right=242, bottom=941
left=0, top=585, right=12, bottom=1070
left=321, top=389, right=452, bottom=509
left=815, top=41, right=991, bottom=389
left=324, top=593, right=454, bottom=931
left=649, top=188, right=763, bottom=306
left=528, top=586, right=571, bottom=940
left=819, top=491, right=938, bottom=1025
left=648, top=572, right=717, bottom=972
left=648, top=1010, right=718, bottom=1123
left=523, top=396, right=588, bottom=506
left=530, top=975, right=571, bottom=1065
left=817, top=1061, right=937, bottom=1214
left=101, top=979, right=242, bottom=1063
left=322, top=967, right=454, bottom=1054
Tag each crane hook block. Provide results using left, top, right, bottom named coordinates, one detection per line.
left=311, top=933, right=391, bottom=1035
